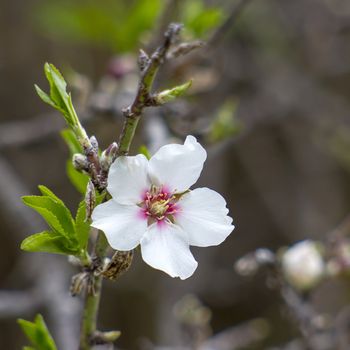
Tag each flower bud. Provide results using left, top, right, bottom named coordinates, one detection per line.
left=89, top=135, right=99, bottom=153
left=72, top=153, right=88, bottom=172
left=281, top=240, right=325, bottom=291
left=138, top=49, right=150, bottom=72
left=85, top=180, right=96, bottom=220
left=100, top=142, right=118, bottom=171
left=70, top=272, right=89, bottom=296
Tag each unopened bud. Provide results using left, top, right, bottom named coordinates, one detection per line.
left=235, top=253, right=259, bottom=276
left=89, top=135, right=99, bottom=153
left=72, top=153, right=88, bottom=172
left=255, top=248, right=275, bottom=265
left=70, top=272, right=89, bottom=296
left=91, top=330, right=121, bottom=345
left=138, top=49, right=150, bottom=71
left=155, top=80, right=192, bottom=105
left=100, top=142, right=119, bottom=171
left=101, top=250, right=133, bottom=281
left=168, top=40, right=205, bottom=59
left=281, top=240, right=325, bottom=291
left=85, top=180, right=96, bottom=220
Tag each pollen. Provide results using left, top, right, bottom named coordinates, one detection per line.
left=141, top=186, right=179, bottom=222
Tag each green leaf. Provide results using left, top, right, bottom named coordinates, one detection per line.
left=75, top=200, right=91, bottom=250
left=66, top=160, right=89, bottom=194
left=43, top=63, right=74, bottom=125
left=156, top=80, right=192, bottom=105
left=34, top=0, right=163, bottom=52
left=22, top=196, right=65, bottom=236
left=18, top=314, right=57, bottom=350
left=61, top=128, right=83, bottom=154
left=208, top=100, right=242, bottom=143
left=21, top=231, right=78, bottom=255
left=138, top=145, right=151, bottom=160
left=36, top=63, right=89, bottom=145
left=38, top=185, right=66, bottom=207
left=22, top=194, right=75, bottom=239
left=34, top=85, right=56, bottom=109
left=183, top=0, right=223, bottom=38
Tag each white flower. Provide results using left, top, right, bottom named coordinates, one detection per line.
left=281, top=240, right=325, bottom=291
left=92, top=136, right=234, bottom=279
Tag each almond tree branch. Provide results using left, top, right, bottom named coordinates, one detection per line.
left=80, top=23, right=187, bottom=349
left=117, top=23, right=182, bottom=155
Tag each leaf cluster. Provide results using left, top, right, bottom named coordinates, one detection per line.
left=34, top=0, right=224, bottom=52
left=18, top=314, right=57, bottom=350
left=21, top=186, right=90, bottom=256
left=35, top=63, right=79, bottom=129
left=34, top=0, right=163, bottom=52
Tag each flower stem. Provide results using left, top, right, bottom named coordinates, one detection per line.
left=118, top=115, right=141, bottom=156
left=79, top=231, right=108, bottom=350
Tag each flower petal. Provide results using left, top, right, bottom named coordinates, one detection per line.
left=176, top=187, right=234, bottom=247
left=149, top=135, right=207, bottom=193
left=140, top=222, right=198, bottom=279
left=91, top=200, right=147, bottom=250
left=107, top=154, right=150, bottom=205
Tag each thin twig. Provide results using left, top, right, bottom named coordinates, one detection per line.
left=118, top=23, right=182, bottom=155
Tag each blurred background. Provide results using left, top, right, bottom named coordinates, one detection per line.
left=1, top=0, right=350, bottom=348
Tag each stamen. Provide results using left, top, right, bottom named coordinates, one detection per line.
left=140, top=185, right=179, bottom=223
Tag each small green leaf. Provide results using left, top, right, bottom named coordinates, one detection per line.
left=38, top=185, right=65, bottom=207
left=75, top=200, right=91, bottom=250
left=21, top=231, right=77, bottom=255
left=156, top=80, right=192, bottom=105
left=18, top=314, right=57, bottom=350
left=36, top=63, right=89, bottom=144
left=208, top=100, right=242, bottom=143
left=22, top=196, right=65, bottom=236
left=34, top=85, right=56, bottom=108
left=66, top=161, right=89, bottom=194
left=138, top=145, right=151, bottom=160
left=61, top=128, right=83, bottom=154
left=43, top=63, right=75, bottom=126
left=22, top=194, right=75, bottom=239
left=183, top=0, right=223, bottom=38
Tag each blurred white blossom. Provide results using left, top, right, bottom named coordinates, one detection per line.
left=282, top=240, right=325, bottom=291
left=92, top=136, right=234, bottom=279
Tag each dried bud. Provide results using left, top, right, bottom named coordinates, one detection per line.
left=138, top=49, right=150, bottom=71
left=101, top=250, right=133, bottom=281
left=72, top=153, right=89, bottom=172
left=85, top=180, right=96, bottom=220
left=281, top=240, right=325, bottom=291
left=100, top=142, right=119, bottom=171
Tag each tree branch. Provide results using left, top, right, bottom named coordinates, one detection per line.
left=117, top=23, right=182, bottom=155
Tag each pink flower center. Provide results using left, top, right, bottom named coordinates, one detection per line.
left=140, top=186, right=179, bottom=223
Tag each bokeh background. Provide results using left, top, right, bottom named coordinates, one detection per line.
left=1, top=0, right=350, bottom=348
